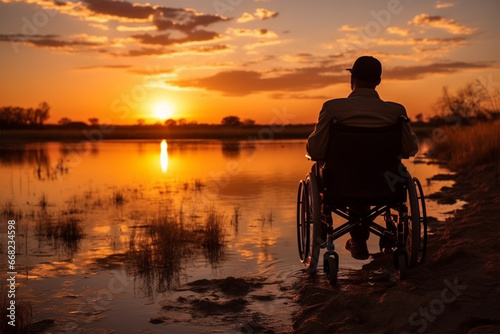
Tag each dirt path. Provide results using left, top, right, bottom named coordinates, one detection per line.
left=292, top=161, right=500, bottom=334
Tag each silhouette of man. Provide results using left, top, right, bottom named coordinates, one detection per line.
left=306, top=56, right=418, bottom=260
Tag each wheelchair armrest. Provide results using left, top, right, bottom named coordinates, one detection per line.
left=399, top=115, right=410, bottom=123
left=305, top=154, right=325, bottom=163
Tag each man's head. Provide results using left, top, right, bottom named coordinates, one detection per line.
left=347, top=56, right=382, bottom=89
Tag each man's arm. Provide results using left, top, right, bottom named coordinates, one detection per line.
left=401, top=118, right=419, bottom=159
left=306, top=104, right=331, bottom=161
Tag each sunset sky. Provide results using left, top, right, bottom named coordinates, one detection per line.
left=0, top=0, right=499, bottom=125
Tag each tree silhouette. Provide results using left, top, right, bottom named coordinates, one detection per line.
left=221, top=116, right=241, bottom=126
left=36, top=101, right=50, bottom=125
left=88, top=118, right=99, bottom=126
left=435, top=82, right=494, bottom=122
left=58, top=117, right=72, bottom=125
left=242, top=118, right=256, bottom=126
left=164, top=118, right=177, bottom=127
left=0, top=102, right=50, bottom=128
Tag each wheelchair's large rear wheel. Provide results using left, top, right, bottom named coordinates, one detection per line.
left=405, top=175, right=421, bottom=268
left=296, top=173, right=321, bottom=272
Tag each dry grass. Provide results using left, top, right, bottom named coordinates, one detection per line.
left=202, top=208, right=226, bottom=265
left=1, top=288, right=33, bottom=333
left=433, top=120, right=500, bottom=169
left=202, top=208, right=226, bottom=249
left=112, top=190, right=125, bottom=205
left=128, top=208, right=227, bottom=293
left=128, top=215, right=191, bottom=293
left=1, top=201, right=23, bottom=221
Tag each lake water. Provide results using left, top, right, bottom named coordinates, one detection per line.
left=0, top=139, right=463, bottom=333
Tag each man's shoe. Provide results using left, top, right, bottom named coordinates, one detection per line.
left=345, top=239, right=369, bottom=260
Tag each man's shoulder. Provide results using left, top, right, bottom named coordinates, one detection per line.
left=383, top=100, right=406, bottom=112
left=322, top=97, right=350, bottom=107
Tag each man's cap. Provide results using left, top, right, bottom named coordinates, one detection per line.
left=346, top=56, right=382, bottom=82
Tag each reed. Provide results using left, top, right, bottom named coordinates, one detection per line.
left=113, top=190, right=125, bottom=205
left=1, top=201, right=23, bottom=221
left=128, top=215, right=187, bottom=292
left=432, top=120, right=500, bottom=169
left=202, top=208, right=226, bottom=249
left=1, top=288, right=33, bottom=333
left=38, top=193, right=48, bottom=210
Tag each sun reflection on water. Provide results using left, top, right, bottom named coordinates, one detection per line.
left=160, top=140, right=168, bottom=173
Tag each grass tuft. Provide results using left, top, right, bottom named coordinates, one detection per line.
left=1, top=288, right=33, bottom=333
left=113, top=190, right=125, bottom=205
left=432, top=120, right=500, bottom=169
left=38, top=193, right=48, bottom=210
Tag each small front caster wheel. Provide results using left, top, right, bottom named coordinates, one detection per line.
left=324, top=252, right=339, bottom=285
left=394, top=251, right=407, bottom=281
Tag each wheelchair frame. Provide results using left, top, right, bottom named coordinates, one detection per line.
left=297, top=120, right=427, bottom=285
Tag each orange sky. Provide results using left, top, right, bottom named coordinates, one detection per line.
left=0, top=0, right=499, bottom=125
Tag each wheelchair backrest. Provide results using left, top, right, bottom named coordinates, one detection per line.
left=323, top=119, right=405, bottom=206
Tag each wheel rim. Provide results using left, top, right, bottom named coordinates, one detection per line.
left=413, top=177, right=428, bottom=264
left=296, top=180, right=309, bottom=262
left=405, top=176, right=421, bottom=268
left=305, top=173, right=321, bottom=271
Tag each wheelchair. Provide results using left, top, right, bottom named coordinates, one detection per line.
left=297, top=117, right=427, bottom=285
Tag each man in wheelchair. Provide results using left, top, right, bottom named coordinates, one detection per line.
left=297, top=56, right=425, bottom=283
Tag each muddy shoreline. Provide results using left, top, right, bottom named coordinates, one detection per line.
left=292, top=160, right=500, bottom=333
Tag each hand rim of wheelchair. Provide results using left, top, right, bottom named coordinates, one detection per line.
left=296, top=172, right=321, bottom=272
left=405, top=174, right=425, bottom=269
left=413, top=177, right=428, bottom=265
left=296, top=180, right=308, bottom=262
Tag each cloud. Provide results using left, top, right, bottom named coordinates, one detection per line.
left=121, top=44, right=230, bottom=57
left=236, top=8, right=278, bottom=23
left=123, top=47, right=169, bottom=57
left=89, top=23, right=110, bottom=31
left=384, top=61, right=491, bottom=80
left=116, top=25, right=156, bottom=32
left=227, top=28, right=277, bottom=38
left=409, top=14, right=476, bottom=35
left=152, top=8, right=227, bottom=32
left=244, top=39, right=282, bottom=50
left=82, top=0, right=155, bottom=20
left=0, top=33, right=106, bottom=50
left=237, top=12, right=255, bottom=23
left=75, top=64, right=132, bottom=70
left=338, top=25, right=357, bottom=32
left=337, top=34, right=467, bottom=54
left=254, top=8, right=278, bottom=20
left=436, top=1, right=456, bottom=9
left=2, top=0, right=226, bottom=30
left=168, top=65, right=346, bottom=95
left=167, top=60, right=492, bottom=95
left=387, top=27, right=410, bottom=36
left=131, top=30, right=220, bottom=46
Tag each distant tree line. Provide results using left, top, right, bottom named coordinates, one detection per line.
left=0, top=102, right=50, bottom=129
left=156, top=116, right=256, bottom=127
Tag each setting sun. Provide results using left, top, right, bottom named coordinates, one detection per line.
left=153, top=101, right=174, bottom=120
